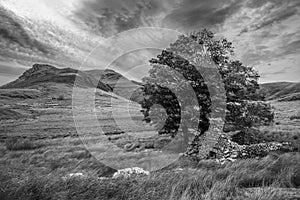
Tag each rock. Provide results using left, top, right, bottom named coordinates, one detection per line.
left=186, top=132, right=291, bottom=164
left=112, top=167, right=150, bottom=179
left=62, top=172, right=85, bottom=181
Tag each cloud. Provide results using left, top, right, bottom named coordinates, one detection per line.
left=218, top=0, right=300, bottom=82
left=283, top=40, right=300, bottom=55
left=163, top=0, right=243, bottom=31
left=238, top=4, right=299, bottom=35
left=0, top=4, right=104, bottom=74
left=0, top=7, right=52, bottom=56
left=74, top=0, right=170, bottom=36
left=258, top=55, right=300, bottom=83
left=1, top=0, right=300, bottom=84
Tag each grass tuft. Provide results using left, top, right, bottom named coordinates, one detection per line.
left=5, top=138, right=43, bottom=151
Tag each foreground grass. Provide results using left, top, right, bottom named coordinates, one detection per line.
left=1, top=152, right=299, bottom=200
left=1, top=100, right=299, bottom=199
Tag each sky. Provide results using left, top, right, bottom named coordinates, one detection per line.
left=0, top=0, right=299, bottom=85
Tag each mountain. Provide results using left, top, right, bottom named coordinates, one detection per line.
left=259, top=82, right=300, bottom=101
left=1, top=64, right=111, bottom=91
left=85, top=69, right=143, bottom=102
left=4, top=65, right=299, bottom=103
left=0, top=64, right=144, bottom=102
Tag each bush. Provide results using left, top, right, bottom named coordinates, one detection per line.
left=5, top=138, right=42, bottom=151
left=57, top=95, right=65, bottom=101
left=290, top=115, right=300, bottom=120
left=231, top=128, right=261, bottom=145
left=52, top=95, right=65, bottom=101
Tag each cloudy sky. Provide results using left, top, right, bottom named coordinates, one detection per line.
left=0, top=0, right=299, bottom=85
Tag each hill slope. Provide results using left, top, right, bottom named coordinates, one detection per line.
left=259, top=82, right=300, bottom=101
left=85, top=69, right=143, bottom=102
left=1, top=64, right=112, bottom=91
left=0, top=64, right=144, bottom=102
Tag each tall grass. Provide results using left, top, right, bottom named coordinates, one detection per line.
left=1, top=153, right=299, bottom=200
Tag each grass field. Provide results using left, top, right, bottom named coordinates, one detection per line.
left=0, top=90, right=299, bottom=199
left=259, top=100, right=300, bottom=151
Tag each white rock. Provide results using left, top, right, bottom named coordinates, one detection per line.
left=112, top=167, right=150, bottom=179
left=62, top=172, right=85, bottom=181
left=69, top=173, right=84, bottom=177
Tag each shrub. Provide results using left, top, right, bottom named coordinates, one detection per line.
left=290, top=115, right=300, bottom=120
left=5, top=138, right=42, bottom=151
left=231, top=128, right=261, bottom=145
left=57, top=95, right=65, bottom=101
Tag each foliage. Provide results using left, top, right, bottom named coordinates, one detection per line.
left=140, top=29, right=274, bottom=154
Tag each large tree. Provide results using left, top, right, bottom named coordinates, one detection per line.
left=140, top=29, right=274, bottom=158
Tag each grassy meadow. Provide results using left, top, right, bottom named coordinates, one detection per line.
left=0, top=91, right=299, bottom=199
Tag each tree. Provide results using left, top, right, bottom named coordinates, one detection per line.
left=140, top=29, right=274, bottom=158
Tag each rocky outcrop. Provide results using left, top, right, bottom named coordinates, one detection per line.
left=186, top=133, right=291, bottom=164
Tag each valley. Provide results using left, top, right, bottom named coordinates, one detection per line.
left=0, top=64, right=299, bottom=199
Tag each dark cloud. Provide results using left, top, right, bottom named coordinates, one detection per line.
left=74, top=0, right=164, bottom=37
left=241, top=31, right=300, bottom=66
left=75, top=0, right=244, bottom=35
left=0, top=6, right=82, bottom=73
left=75, top=0, right=299, bottom=37
left=1, top=0, right=299, bottom=83
left=240, top=7, right=298, bottom=35
left=0, top=7, right=52, bottom=56
left=246, top=0, right=299, bottom=8
left=164, top=0, right=242, bottom=31
left=246, top=0, right=279, bottom=8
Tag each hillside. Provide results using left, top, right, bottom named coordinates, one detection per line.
left=85, top=69, right=143, bottom=102
left=4, top=65, right=300, bottom=103
left=0, top=64, right=144, bottom=102
left=259, top=82, right=300, bottom=101
left=1, top=64, right=111, bottom=91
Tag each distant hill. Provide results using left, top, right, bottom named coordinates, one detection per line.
left=1, top=64, right=112, bottom=91
left=4, top=65, right=299, bottom=103
left=259, top=82, right=300, bottom=101
left=85, top=69, right=143, bottom=102
left=0, top=64, right=143, bottom=102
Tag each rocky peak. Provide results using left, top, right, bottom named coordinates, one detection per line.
left=20, top=64, right=58, bottom=80
left=32, top=64, right=56, bottom=71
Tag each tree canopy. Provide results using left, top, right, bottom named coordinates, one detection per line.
left=140, top=29, right=274, bottom=157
